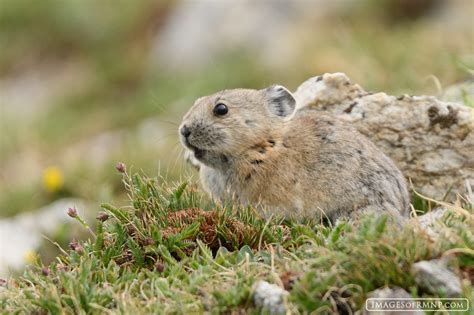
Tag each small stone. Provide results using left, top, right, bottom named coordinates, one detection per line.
left=364, top=286, right=420, bottom=315
left=253, top=280, right=288, bottom=315
left=368, top=286, right=412, bottom=299
left=411, top=259, right=462, bottom=297
left=416, top=207, right=448, bottom=230
left=415, top=207, right=448, bottom=240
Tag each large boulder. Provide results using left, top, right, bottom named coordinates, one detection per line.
left=293, top=73, right=474, bottom=199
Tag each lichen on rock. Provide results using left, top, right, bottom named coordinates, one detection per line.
left=293, top=73, right=474, bottom=199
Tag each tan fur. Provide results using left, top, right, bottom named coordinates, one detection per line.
left=179, top=87, right=410, bottom=221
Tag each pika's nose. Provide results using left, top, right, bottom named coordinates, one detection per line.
left=180, top=125, right=191, bottom=138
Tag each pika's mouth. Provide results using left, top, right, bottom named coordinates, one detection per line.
left=183, top=138, right=207, bottom=159
left=192, top=146, right=206, bottom=159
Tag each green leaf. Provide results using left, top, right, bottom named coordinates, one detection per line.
left=237, top=245, right=254, bottom=263
left=95, top=222, right=104, bottom=252
left=127, top=239, right=144, bottom=268
left=101, top=203, right=129, bottom=223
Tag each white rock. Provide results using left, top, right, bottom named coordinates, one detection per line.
left=253, top=280, right=288, bottom=315
left=416, top=207, right=448, bottom=231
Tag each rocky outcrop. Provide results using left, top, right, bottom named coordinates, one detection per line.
left=293, top=73, right=474, bottom=199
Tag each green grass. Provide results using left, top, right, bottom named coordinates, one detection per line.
left=1, top=169, right=472, bottom=314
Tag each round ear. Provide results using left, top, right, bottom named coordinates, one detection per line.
left=264, top=85, right=296, bottom=117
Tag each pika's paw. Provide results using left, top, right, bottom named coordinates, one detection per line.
left=184, top=149, right=201, bottom=170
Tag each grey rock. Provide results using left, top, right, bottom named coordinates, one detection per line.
left=253, top=280, right=288, bottom=315
left=414, top=207, right=450, bottom=240
left=416, top=207, right=447, bottom=228
left=411, top=259, right=462, bottom=297
left=364, top=286, right=422, bottom=315
left=293, top=73, right=474, bottom=200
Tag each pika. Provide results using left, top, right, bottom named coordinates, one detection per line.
left=179, top=85, right=410, bottom=221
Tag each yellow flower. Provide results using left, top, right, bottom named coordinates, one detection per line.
left=24, top=250, right=38, bottom=264
left=42, top=166, right=64, bottom=192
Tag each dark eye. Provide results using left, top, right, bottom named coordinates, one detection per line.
left=213, top=103, right=228, bottom=116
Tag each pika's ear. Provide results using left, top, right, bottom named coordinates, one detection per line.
left=264, top=85, right=296, bottom=117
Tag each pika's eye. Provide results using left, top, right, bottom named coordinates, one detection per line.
left=213, top=103, right=228, bottom=116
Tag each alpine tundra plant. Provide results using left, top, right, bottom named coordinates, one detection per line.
left=1, top=166, right=473, bottom=314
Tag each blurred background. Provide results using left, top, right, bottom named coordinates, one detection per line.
left=0, top=0, right=473, bottom=277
